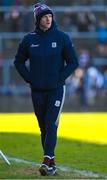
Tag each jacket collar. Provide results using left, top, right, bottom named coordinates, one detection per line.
left=34, top=20, right=57, bottom=35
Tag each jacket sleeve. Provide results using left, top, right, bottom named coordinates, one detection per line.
left=60, top=34, right=79, bottom=82
left=14, top=36, right=30, bottom=83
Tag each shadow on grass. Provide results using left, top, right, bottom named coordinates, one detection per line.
left=0, top=132, right=107, bottom=176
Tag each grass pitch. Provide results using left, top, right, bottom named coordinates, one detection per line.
left=0, top=113, right=107, bottom=178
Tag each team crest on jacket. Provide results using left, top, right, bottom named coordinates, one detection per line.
left=55, top=100, right=60, bottom=107
left=52, top=42, right=57, bottom=48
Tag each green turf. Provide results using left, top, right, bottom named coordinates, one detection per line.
left=0, top=133, right=107, bottom=179
left=0, top=161, right=91, bottom=179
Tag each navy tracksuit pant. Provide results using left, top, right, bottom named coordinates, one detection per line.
left=31, top=85, right=66, bottom=157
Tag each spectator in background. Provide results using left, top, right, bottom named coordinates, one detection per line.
left=76, top=12, right=96, bottom=32
left=0, top=53, right=3, bottom=66
left=86, top=12, right=96, bottom=31
left=76, top=12, right=91, bottom=32
left=76, top=68, right=88, bottom=110
left=60, top=12, right=78, bottom=32
left=20, top=8, right=33, bottom=32
left=78, top=48, right=90, bottom=69
left=61, top=13, right=72, bottom=31
left=103, top=69, right=107, bottom=94
left=66, top=75, right=77, bottom=99
left=0, top=9, right=4, bottom=27
left=96, top=20, right=107, bottom=57
left=96, top=20, right=107, bottom=44
left=0, top=0, right=15, bottom=29
left=76, top=48, right=90, bottom=109
left=3, top=0, right=21, bottom=32
left=86, top=66, right=104, bottom=105
left=9, top=6, right=21, bottom=32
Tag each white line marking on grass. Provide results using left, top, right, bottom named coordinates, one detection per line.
left=0, top=155, right=107, bottom=179
left=8, top=156, right=40, bottom=167
left=58, top=165, right=106, bottom=178
left=0, top=150, right=11, bottom=165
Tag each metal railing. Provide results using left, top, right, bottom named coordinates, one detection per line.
left=0, top=5, right=107, bottom=12
left=0, top=32, right=103, bottom=39
left=0, top=59, right=29, bottom=94
left=0, top=31, right=102, bottom=55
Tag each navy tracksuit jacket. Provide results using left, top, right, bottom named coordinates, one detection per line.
left=14, top=21, right=78, bottom=157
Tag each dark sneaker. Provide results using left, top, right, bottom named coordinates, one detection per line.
left=39, top=164, right=54, bottom=176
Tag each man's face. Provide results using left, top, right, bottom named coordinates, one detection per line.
left=39, top=14, right=52, bottom=30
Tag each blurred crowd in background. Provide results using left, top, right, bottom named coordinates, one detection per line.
left=0, top=0, right=107, bottom=111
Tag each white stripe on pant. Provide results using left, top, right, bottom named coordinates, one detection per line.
left=55, top=85, right=66, bottom=126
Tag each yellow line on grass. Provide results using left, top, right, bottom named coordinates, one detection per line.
left=0, top=113, right=107, bottom=144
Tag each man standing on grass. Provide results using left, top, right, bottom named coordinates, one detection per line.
left=14, top=3, right=78, bottom=176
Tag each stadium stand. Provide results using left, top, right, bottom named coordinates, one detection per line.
left=0, top=0, right=107, bottom=111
